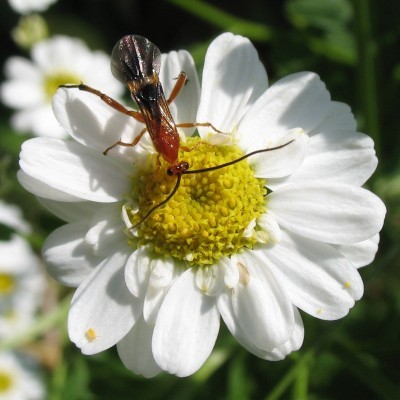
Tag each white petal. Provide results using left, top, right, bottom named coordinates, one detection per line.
left=0, top=201, right=30, bottom=233
left=19, top=137, right=129, bottom=202
left=268, top=182, right=386, bottom=244
left=125, top=247, right=152, bottom=299
left=37, top=197, right=110, bottom=222
left=3, top=56, right=40, bottom=80
left=243, top=218, right=256, bottom=238
left=1, top=80, right=44, bottom=108
left=260, top=231, right=364, bottom=319
left=85, top=207, right=126, bottom=257
left=270, top=131, right=377, bottom=189
left=17, top=170, right=81, bottom=202
left=195, top=264, right=225, bottom=296
left=43, top=220, right=97, bottom=287
left=148, top=257, right=176, bottom=289
left=268, top=307, right=304, bottom=359
left=143, top=258, right=177, bottom=324
left=248, top=129, right=309, bottom=178
left=230, top=252, right=295, bottom=350
left=221, top=257, right=239, bottom=289
left=311, top=101, right=357, bottom=134
left=310, top=129, right=375, bottom=154
left=218, top=293, right=303, bottom=361
left=52, top=88, right=143, bottom=159
left=117, top=317, right=161, bottom=378
left=335, top=234, right=380, bottom=268
left=33, top=36, right=90, bottom=73
left=196, top=32, right=268, bottom=136
left=239, top=72, right=330, bottom=148
left=152, top=268, right=220, bottom=377
left=143, top=286, right=167, bottom=325
left=0, top=234, right=38, bottom=273
left=68, top=248, right=142, bottom=355
left=160, top=50, right=200, bottom=136
left=11, top=105, right=65, bottom=138
left=255, top=210, right=282, bottom=244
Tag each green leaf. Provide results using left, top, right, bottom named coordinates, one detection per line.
left=168, top=0, right=272, bottom=42
left=307, top=29, right=356, bottom=65
left=286, top=0, right=352, bottom=31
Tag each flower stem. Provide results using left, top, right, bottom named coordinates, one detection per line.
left=352, top=0, right=381, bottom=158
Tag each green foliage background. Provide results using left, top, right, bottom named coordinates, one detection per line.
left=0, top=0, right=399, bottom=399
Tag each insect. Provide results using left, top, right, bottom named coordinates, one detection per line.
left=60, top=35, right=294, bottom=226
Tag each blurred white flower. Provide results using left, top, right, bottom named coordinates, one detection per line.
left=0, top=202, right=30, bottom=234
left=1, top=35, right=124, bottom=138
left=0, top=201, right=45, bottom=338
left=7, top=0, right=57, bottom=14
left=18, top=33, right=385, bottom=377
left=0, top=352, right=45, bottom=400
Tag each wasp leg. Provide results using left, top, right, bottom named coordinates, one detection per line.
left=167, top=72, right=187, bottom=104
left=59, top=83, right=149, bottom=154
left=59, top=83, right=145, bottom=122
left=177, top=122, right=226, bottom=134
left=103, top=127, right=148, bottom=155
left=180, top=141, right=214, bottom=153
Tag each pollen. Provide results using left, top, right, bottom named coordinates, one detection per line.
left=85, top=328, right=97, bottom=342
left=126, top=138, right=266, bottom=266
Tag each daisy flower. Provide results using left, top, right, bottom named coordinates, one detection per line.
left=0, top=35, right=124, bottom=138
left=0, top=351, right=45, bottom=400
left=18, top=33, right=385, bottom=377
left=7, top=0, right=57, bottom=14
left=0, top=202, right=45, bottom=338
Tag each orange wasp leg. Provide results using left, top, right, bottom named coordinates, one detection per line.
left=180, top=140, right=214, bottom=153
left=103, top=127, right=148, bottom=155
left=177, top=122, right=226, bottom=135
left=167, top=72, right=188, bottom=104
left=59, top=83, right=144, bottom=122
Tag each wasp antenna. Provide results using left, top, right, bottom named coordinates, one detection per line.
left=131, top=174, right=182, bottom=229
left=184, top=140, right=295, bottom=175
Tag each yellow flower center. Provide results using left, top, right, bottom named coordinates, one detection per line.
left=0, top=273, right=15, bottom=296
left=0, top=371, right=13, bottom=393
left=43, top=72, right=81, bottom=100
left=126, top=138, right=266, bottom=266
